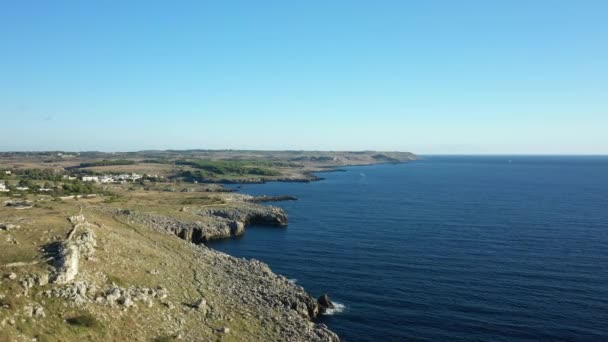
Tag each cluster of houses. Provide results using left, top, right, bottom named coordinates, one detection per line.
left=0, top=171, right=162, bottom=194
left=0, top=183, right=52, bottom=193
left=81, top=173, right=148, bottom=183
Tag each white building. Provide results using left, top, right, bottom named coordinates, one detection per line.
left=82, top=176, right=99, bottom=182
left=15, top=186, right=29, bottom=191
left=117, top=173, right=142, bottom=181
left=99, top=176, right=114, bottom=183
left=0, top=183, right=9, bottom=192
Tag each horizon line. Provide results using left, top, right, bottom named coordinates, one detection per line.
left=0, top=149, right=607, bottom=156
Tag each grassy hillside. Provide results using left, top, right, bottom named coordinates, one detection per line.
left=0, top=188, right=338, bottom=341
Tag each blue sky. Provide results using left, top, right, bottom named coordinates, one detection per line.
left=1, top=1, right=606, bottom=154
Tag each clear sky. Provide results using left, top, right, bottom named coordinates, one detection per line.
left=1, top=1, right=606, bottom=154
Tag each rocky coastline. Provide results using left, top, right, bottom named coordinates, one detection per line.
left=0, top=154, right=417, bottom=341
left=112, top=202, right=289, bottom=243
left=101, top=200, right=340, bottom=339
left=1, top=203, right=340, bottom=341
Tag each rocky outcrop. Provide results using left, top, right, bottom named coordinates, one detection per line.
left=3, top=200, right=33, bottom=209
left=52, top=215, right=97, bottom=284
left=190, top=205, right=288, bottom=227
left=52, top=243, right=80, bottom=284
left=317, top=293, right=335, bottom=314
left=44, top=280, right=91, bottom=305
left=23, top=303, right=46, bottom=318
left=0, top=223, right=20, bottom=231
left=92, top=203, right=339, bottom=340
left=203, top=249, right=340, bottom=340
left=96, top=283, right=168, bottom=308
left=114, top=203, right=287, bottom=243
left=246, top=195, right=298, bottom=203
left=42, top=279, right=168, bottom=309
left=18, top=273, right=50, bottom=295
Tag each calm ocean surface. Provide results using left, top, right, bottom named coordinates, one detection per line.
left=208, top=156, right=608, bottom=341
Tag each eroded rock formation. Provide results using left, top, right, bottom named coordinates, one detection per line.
left=52, top=214, right=97, bottom=284
left=114, top=203, right=287, bottom=243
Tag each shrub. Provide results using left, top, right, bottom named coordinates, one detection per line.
left=66, top=314, right=98, bottom=328
left=78, top=160, right=136, bottom=168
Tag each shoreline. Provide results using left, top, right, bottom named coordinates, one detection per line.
left=213, top=160, right=415, bottom=186
left=0, top=154, right=415, bottom=341
left=199, top=161, right=417, bottom=336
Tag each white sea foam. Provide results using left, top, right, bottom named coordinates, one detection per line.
left=288, top=278, right=297, bottom=284
left=322, top=302, right=346, bottom=315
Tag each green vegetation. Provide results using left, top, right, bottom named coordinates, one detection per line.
left=372, top=154, right=400, bottom=162
left=0, top=295, right=18, bottom=309
left=79, top=159, right=136, bottom=168
left=2, top=177, right=106, bottom=197
left=66, top=314, right=99, bottom=328
left=18, top=179, right=35, bottom=188
left=103, top=195, right=124, bottom=203
left=179, top=196, right=225, bottom=206
left=105, top=274, right=127, bottom=287
left=6, top=168, right=64, bottom=181
left=141, top=158, right=173, bottom=164
left=176, top=159, right=281, bottom=179
left=61, top=180, right=99, bottom=195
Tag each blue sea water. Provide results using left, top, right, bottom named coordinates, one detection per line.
left=207, top=156, right=608, bottom=341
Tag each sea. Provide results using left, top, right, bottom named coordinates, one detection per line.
left=207, top=156, right=608, bottom=341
